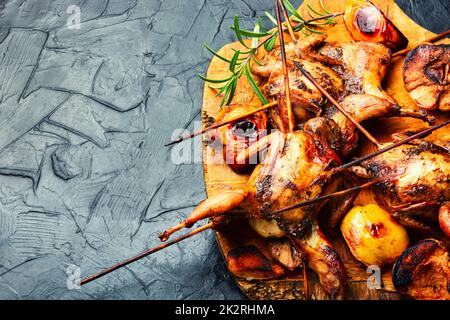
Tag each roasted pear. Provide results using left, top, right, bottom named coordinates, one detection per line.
left=341, top=204, right=409, bottom=266
left=392, top=239, right=450, bottom=300
left=344, top=0, right=408, bottom=51
left=403, top=44, right=450, bottom=111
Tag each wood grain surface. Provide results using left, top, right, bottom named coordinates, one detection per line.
left=201, top=0, right=450, bottom=300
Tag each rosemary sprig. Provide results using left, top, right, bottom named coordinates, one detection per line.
left=200, top=0, right=339, bottom=107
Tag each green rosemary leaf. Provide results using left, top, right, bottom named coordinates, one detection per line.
left=233, top=16, right=251, bottom=49
left=231, top=48, right=254, bottom=55
left=204, top=44, right=231, bottom=63
left=283, top=0, right=303, bottom=21
left=307, top=3, right=324, bottom=17
left=264, top=33, right=277, bottom=51
left=199, top=74, right=233, bottom=83
left=245, top=64, right=268, bottom=105
left=251, top=55, right=264, bottom=66
left=225, top=78, right=237, bottom=106
left=293, top=21, right=305, bottom=32
left=229, top=50, right=240, bottom=73
left=230, top=26, right=269, bottom=38
left=304, top=24, right=323, bottom=34
left=251, top=22, right=259, bottom=49
left=265, top=11, right=278, bottom=26
left=320, top=0, right=331, bottom=14
left=301, top=28, right=311, bottom=36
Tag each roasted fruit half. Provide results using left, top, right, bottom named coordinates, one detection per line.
left=392, top=239, right=450, bottom=300
left=344, top=0, right=408, bottom=52
left=341, top=204, right=409, bottom=267
left=403, top=44, right=450, bottom=111
left=213, top=104, right=268, bottom=173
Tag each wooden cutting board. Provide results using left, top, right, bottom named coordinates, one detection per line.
left=201, top=0, right=450, bottom=300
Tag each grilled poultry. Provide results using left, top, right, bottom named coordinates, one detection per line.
left=253, top=37, right=429, bottom=128
left=403, top=44, right=450, bottom=111
left=319, top=41, right=393, bottom=101
left=252, top=34, right=345, bottom=124
left=350, top=134, right=450, bottom=236
left=159, top=91, right=419, bottom=298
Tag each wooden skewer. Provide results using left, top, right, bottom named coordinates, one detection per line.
left=164, top=101, right=277, bottom=146
left=80, top=222, right=214, bottom=286
left=275, top=0, right=295, bottom=132
left=294, top=61, right=382, bottom=148
left=335, top=119, right=450, bottom=172
left=392, top=29, right=450, bottom=58
left=277, top=0, right=296, bottom=41
left=275, top=179, right=381, bottom=214
left=275, top=120, right=450, bottom=214
left=303, top=260, right=309, bottom=300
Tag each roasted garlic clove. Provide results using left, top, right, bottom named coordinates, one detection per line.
left=403, top=44, right=450, bottom=111
left=344, top=0, right=408, bottom=51
left=341, top=204, right=409, bottom=267
left=392, top=239, right=450, bottom=300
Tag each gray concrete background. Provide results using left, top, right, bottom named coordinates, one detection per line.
left=0, top=0, right=448, bottom=300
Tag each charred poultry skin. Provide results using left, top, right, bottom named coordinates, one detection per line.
left=343, top=0, right=408, bottom=52
left=351, top=137, right=450, bottom=235
left=392, top=239, right=450, bottom=300
left=403, top=44, right=450, bottom=111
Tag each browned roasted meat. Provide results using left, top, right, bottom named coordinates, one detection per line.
left=319, top=41, right=393, bottom=101
left=343, top=0, right=408, bottom=52
left=351, top=138, right=450, bottom=234
left=252, top=35, right=345, bottom=124
left=227, top=245, right=285, bottom=280
left=159, top=94, right=415, bottom=297
left=392, top=239, right=450, bottom=300
left=253, top=38, right=413, bottom=128
left=326, top=94, right=401, bottom=156
left=403, top=44, right=450, bottom=111
left=252, top=33, right=327, bottom=78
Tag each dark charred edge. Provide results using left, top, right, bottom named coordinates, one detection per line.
left=404, top=44, right=450, bottom=66
left=322, top=244, right=348, bottom=300
left=227, top=245, right=278, bottom=273
left=392, top=239, right=440, bottom=289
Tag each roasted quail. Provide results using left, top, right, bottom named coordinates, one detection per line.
left=351, top=134, right=450, bottom=235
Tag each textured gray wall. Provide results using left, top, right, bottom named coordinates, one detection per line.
left=0, top=0, right=448, bottom=300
